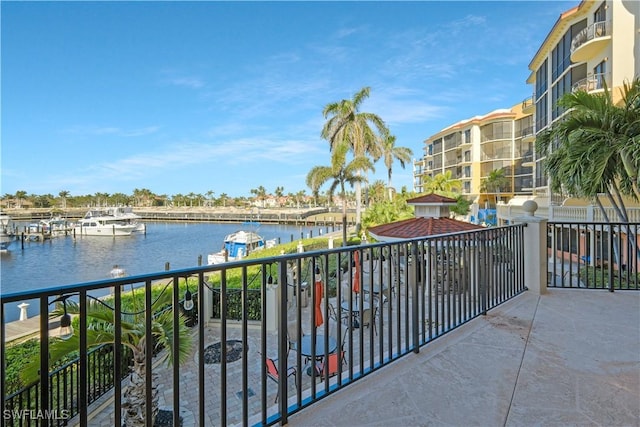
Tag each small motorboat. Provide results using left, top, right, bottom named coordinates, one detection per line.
left=207, top=229, right=276, bottom=264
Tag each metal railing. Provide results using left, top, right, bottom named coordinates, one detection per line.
left=570, top=20, right=609, bottom=54
left=2, top=225, right=526, bottom=427
left=3, top=344, right=132, bottom=427
left=547, top=222, right=640, bottom=291
left=571, top=72, right=609, bottom=93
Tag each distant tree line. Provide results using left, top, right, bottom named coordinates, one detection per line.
left=0, top=186, right=363, bottom=210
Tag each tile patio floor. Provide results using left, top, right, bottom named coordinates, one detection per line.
left=80, top=288, right=640, bottom=427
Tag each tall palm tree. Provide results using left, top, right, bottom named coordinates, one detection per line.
left=219, top=193, right=228, bottom=207
left=250, top=186, right=267, bottom=208
left=306, top=144, right=374, bottom=245
left=23, top=289, right=192, bottom=427
left=380, top=133, right=413, bottom=200
left=321, top=87, right=388, bottom=232
left=58, top=190, right=70, bottom=209
left=479, top=169, right=510, bottom=207
left=537, top=77, right=640, bottom=221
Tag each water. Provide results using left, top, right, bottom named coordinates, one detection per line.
left=1, top=221, right=322, bottom=322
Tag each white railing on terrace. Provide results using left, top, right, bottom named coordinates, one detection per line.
left=570, top=20, right=609, bottom=53
left=498, top=204, right=640, bottom=223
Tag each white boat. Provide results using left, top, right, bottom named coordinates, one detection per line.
left=104, top=206, right=146, bottom=233
left=207, top=229, right=276, bottom=264
left=0, top=212, right=16, bottom=250
left=28, top=216, right=75, bottom=236
left=74, top=208, right=138, bottom=236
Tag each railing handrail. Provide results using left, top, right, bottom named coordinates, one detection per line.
left=571, top=20, right=609, bottom=53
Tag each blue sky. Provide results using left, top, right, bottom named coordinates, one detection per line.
left=1, top=1, right=576, bottom=199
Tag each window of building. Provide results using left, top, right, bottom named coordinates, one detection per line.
left=535, top=93, right=548, bottom=131
left=481, top=121, right=511, bottom=142
left=536, top=59, right=548, bottom=99
left=432, top=138, right=442, bottom=154
left=593, top=60, right=606, bottom=89
left=594, top=2, right=606, bottom=22
left=464, top=129, right=471, bottom=144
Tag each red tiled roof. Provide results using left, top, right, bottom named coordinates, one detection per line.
left=368, top=217, right=484, bottom=240
left=406, top=193, right=457, bottom=205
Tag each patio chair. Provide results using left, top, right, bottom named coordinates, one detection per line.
left=266, top=357, right=297, bottom=403
left=328, top=300, right=350, bottom=323
left=314, top=350, right=346, bottom=381
left=287, top=320, right=305, bottom=356
left=361, top=308, right=377, bottom=336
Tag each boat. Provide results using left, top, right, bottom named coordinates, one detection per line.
left=0, top=212, right=16, bottom=250
left=207, top=228, right=276, bottom=264
left=74, top=208, right=139, bottom=236
left=103, top=206, right=146, bottom=233
left=28, top=215, right=75, bottom=237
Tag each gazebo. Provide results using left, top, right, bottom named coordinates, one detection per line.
left=368, top=193, right=485, bottom=294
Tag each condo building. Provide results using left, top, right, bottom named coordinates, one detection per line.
left=413, top=0, right=639, bottom=222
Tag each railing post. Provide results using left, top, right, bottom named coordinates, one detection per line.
left=277, top=260, right=289, bottom=423
left=514, top=201, right=547, bottom=295
left=410, top=241, right=419, bottom=354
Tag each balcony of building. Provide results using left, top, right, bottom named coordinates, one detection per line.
left=2, top=216, right=638, bottom=427
left=570, top=21, right=611, bottom=63
left=572, top=72, right=610, bottom=94
left=521, top=95, right=534, bottom=114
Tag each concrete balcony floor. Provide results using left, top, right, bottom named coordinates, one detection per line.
left=288, top=289, right=640, bottom=426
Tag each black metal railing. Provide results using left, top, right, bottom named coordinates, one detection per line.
left=547, top=222, right=640, bottom=291
left=2, top=225, right=526, bottom=427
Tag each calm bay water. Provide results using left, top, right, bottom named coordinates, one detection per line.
left=1, top=221, right=318, bottom=322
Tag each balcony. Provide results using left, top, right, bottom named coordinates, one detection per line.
left=570, top=21, right=611, bottom=63
left=2, top=222, right=638, bottom=426
left=290, top=288, right=639, bottom=426
left=521, top=95, right=534, bottom=114
left=572, top=72, right=609, bottom=93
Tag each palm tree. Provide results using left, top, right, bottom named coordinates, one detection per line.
left=58, top=191, right=70, bottom=209
left=479, top=169, right=510, bottom=208
left=306, top=144, right=374, bottom=245
left=380, top=133, right=413, bottom=200
left=536, top=77, right=640, bottom=220
left=250, top=186, right=267, bottom=208
left=206, top=190, right=215, bottom=207
left=537, top=77, right=640, bottom=268
left=422, top=171, right=462, bottom=194
left=321, top=87, right=388, bottom=232
left=23, top=289, right=192, bottom=427
left=218, top=193, right=228, bottom=207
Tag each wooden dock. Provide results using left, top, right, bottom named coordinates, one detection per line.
left=5, top=315, right=62, bottom=343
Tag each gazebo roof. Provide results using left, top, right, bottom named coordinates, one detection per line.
left=368, top=217, right=484, bottom=242
left=406, top=193, right=457, bottom=205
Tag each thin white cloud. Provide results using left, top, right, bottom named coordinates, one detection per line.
left=166, top=76, right=205, bottom=89
left=37, top=135, right=326, bottom=193
left=63, top=125, right=160, bottom=138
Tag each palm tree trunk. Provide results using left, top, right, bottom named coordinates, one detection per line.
left=341, top=183, right=348, bottom=246
left=355, top=178, right=362, bottom=233
left=122, top=346, right=159, bottom=427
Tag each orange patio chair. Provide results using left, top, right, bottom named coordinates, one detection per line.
left=314, top=350, right=346, bottom=381
left=266, top=357, right=297, bottom=403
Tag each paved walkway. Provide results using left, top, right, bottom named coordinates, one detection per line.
left=288, top=289, right=640, bottom=426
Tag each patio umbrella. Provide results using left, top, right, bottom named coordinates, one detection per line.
left=352, top=250, right=361, bottom=294
left=314, top=268, right=324, bottom=327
